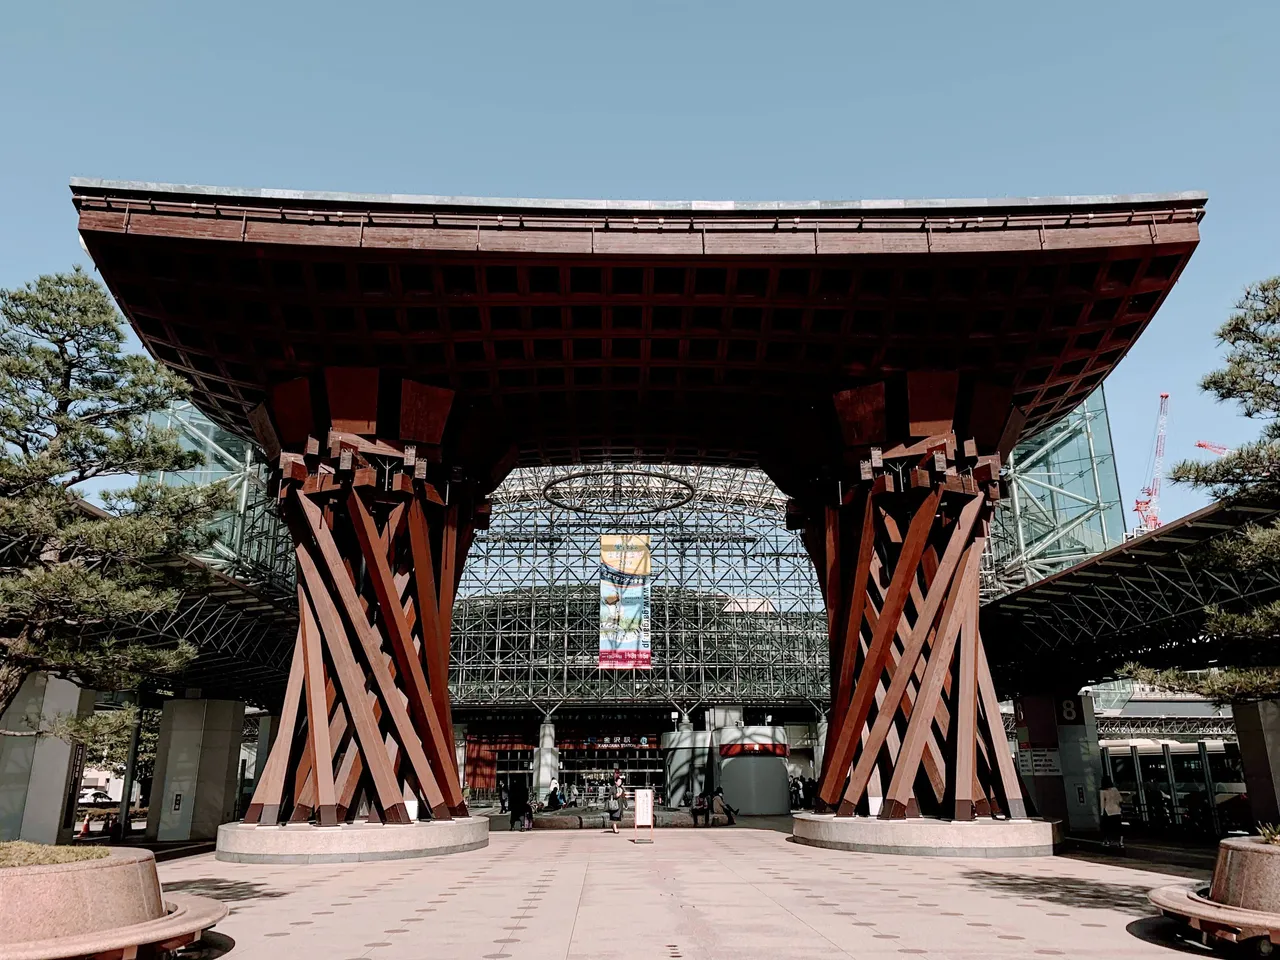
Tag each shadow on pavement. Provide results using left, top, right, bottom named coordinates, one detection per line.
left=175, top=930, right=237, bottom=958
left=959, top=869, right=1158, bottom=917
left=1125, top=916, right=1215, bottom=955
left=163, top=878, right=289, bottom=902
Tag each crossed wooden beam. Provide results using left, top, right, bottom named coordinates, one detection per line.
left=243, top=370, right=483, bottom=826
left=798, top=431, right=1027, bottom=820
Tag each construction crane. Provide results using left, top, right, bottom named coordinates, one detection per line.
left=1132, top=392, right=1170, bottom=535
left=1196, top=440, right=1231, bottom=457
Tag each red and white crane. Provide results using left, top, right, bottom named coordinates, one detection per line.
left=1196, top=440, right=1231, bottom=457
left=1132, top=392, right=1170, bottom=535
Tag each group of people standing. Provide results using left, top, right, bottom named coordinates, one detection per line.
left=790, top=776, right=820, bottom=810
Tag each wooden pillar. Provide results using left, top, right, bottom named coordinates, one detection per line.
left=242, top=371, right=482, bottom=826
left=810, top=428, right=1026, bottom=821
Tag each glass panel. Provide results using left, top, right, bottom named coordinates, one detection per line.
left=1209, top=742, right=1251, bottom=833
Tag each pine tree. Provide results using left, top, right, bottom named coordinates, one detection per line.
left=1127, top=277, right=1280, bottom=700
left=0, top=269, right=230, bottom=718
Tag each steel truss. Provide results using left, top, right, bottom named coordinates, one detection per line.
left=454, top=465, right=828, bottom=710
left=985, top=501, right=1280, bottom=691
left=998, top=712, right=1236, bottom=739
left=984, top=389, right=1125, bottom=600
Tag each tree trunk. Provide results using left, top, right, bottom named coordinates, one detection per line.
left=0, top=661, right=32, bottom=721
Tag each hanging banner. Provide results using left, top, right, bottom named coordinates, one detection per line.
left=599, top=534, right=652, bottom=670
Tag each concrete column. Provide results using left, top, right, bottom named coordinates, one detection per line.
left=1014, top=692, right=1101, bottom=833
left=662, top=722, right=712, bottom=807
left=146, top=698, right=245, bottom=841
left=1232, top=699, right=1280, bottom=827
left=250, top=714, right=279, bottom=781
left=0, top=673, right=95, bottom=844
left=532, top=721, right=558, bottom=803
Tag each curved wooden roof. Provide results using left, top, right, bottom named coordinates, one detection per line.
left=72, top=179, right=1203, bottom=494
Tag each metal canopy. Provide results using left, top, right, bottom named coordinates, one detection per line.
left=983, top=499, right=1280, bottom=695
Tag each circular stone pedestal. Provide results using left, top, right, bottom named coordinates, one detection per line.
left=0, top=848, right=226, bottom=960
left=791, top=813, right=1058, bottom=857
left=1150, top=837, right=1280, bottom=949
left=216, top=817, right=489, bottom=864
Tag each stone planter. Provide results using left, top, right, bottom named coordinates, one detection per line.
left=0, top=847, right=226, bottom=960
left=1150, top=836, right=1280, bottom=954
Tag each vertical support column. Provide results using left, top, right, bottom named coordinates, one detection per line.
left=148, top=698, right=246, bottom=841
left=1013, top=692, right=1101, bottom=833
left=1232, top=699, right=1280, bottom=827
left=0, top=673, right=95, bottom=844
left=533, top=721, right=559, bottom=804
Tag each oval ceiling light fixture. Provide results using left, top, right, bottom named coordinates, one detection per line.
left=541, top=468, right=696, bottom=517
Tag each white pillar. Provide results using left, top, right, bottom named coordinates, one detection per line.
left=146, top=698, right=245, bottom=841
left=532, top=721, right=558, bottom=802
left=454, top=723, right=468, bottom=792
left=814, top=720, right=829, bottom=780
left=0, top=673, right=95, bottom=844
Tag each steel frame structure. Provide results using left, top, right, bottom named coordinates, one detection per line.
left=984, top=388, right=1124, bottom=600
left=984, top=500, right=1280, bottom=693
left=453, top=465, right=828, bottom=711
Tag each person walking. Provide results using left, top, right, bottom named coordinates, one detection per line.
left=569, top=782, right=579, bottom=807
left=608, top=770, right=625, bottom=834
left=509, top=778, right=529, bottom=832
left=499, top=780, right=509, bottom=814
left=1099, top=776, right=1124, bottom=850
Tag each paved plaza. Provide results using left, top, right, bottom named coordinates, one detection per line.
left=158, top=821, right=1208, bottom=960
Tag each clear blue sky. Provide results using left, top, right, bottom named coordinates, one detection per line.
left=2, top=1, right=1276, bottom=525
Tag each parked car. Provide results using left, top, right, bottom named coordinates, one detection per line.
left=78, top=789, right=112, bottom=805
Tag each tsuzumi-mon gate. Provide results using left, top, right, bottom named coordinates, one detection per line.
left=73, top=180, right=1202, bottom=860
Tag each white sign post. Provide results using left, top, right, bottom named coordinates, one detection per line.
left=633, top=788, right=654, bottom=844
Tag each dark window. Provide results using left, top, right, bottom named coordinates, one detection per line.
left=777, top=268, right=809, bottom=297
left=652, top=306, right=682, bottom=330
left=575, top=367, right=602, bottom=385
left=271, top=261, right=305, bottom=288
left=406, top=307, right=439, bottom=331
left=572, top=306, right=603, bottom=329
left=654, top=267, right=685, bottom=295
left=650, top=339, right=679, bottom=360
left=1023, top=265, right=1057, bottom=291
left=903, top=269, right=932, bottom=297
left=486, top=265, right=518, bottom=293
left=230, top=258, right=262, bottom=286
left=529, top=266, right=560, bottom=293
left=314, top=262, right=347, bottom=291
left=442, top=266, right=477, bottom=295
left=454, top=341, right=486, bottom=363
left=1066, top=262, right=1099, bottom=289
left=860, top=269, right=892, bottom=297
left=612, top=366, right=640, bottom=384
left=533, top=339, right=563, bottom=360
left=1107, top=259, right=1140, bottom=286
left=818, top=268, right=852, bottom=296
left=692, top=307, right=722, bottom=329
left=536, top=367, right=565, bottom=386
left=611, top=338, right=641, bottom=359
left=1145, top=254, right=1182, bottom=280
left=366, top=307, right=397, bottom=331
left=494, top=339, right=525, bottom=361
left=450, top=306, right=482, bottom=331
left=612, top=306, right=642, bottom=328
left=612, top=267, right=644, bottom=295
left=1127, top=290, right=1160, bottom=314
left=400, top=264, right=434, bottom=291
left=1090, top=298, right=1121, bottom=322
left=771, top=308, right=802, bottom=331
left=985, top=266, right=1016, bottom=296
left=490, top=306, right=522, bottom=330
left=569, top=267, right=602, bottom=294
left=532, top=306, right=562, bottom=329
left=325, top=307, right=357, bottom=332
left=572, top=339, right=603, bottom=360
left=812, top=310, right=843, bottom=334
left=358, top=263, right=391, bottom=292
left=727, top=339, right=757, bottom=362
left=689, top=339, right=718, bottom=360
left=736, top=268, right=768, bottom=296
left=695, top=268, right=727, bottom=295
left=732, top=307, right=763, bottom=331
